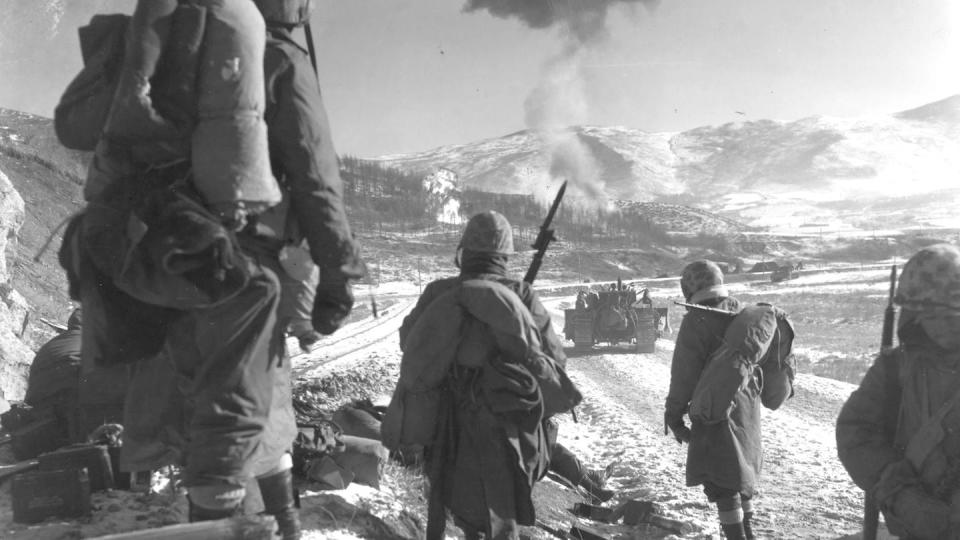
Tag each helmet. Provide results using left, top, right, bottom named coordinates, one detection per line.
left=680, top=260, right=728, bottom=303
left=252, top=0, right=313, bottom=27
left=458, top=211, right=514, bottom=255
left=895, top=243, right=960, bottom=314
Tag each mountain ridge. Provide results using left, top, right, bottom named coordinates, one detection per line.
left=373, top=94, right=960, bottom=232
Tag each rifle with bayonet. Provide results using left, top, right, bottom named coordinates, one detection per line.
left=523, top=181, right=567, bottom=285
left=862, top=264, right=898, bottom=540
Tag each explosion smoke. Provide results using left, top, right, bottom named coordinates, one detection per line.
left=464, top=0, right=657, bottom=204
left=463, top=0, right=657, bottom=45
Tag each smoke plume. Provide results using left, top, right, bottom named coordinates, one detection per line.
left=464, top=0, right=657, bottom=203
left=463, top=0, right=656, bottom=45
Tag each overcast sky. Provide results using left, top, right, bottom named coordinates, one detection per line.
left=1, top=0, right=958, bottom=157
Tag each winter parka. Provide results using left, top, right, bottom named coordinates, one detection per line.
left=665, top=297, right=765, bottom=496
left=251, top=27, right=362, bottom=281
left=837, top=314, right=960, bottom=539
left=387, top=275, right=579, bottom=539
left=399, top=273, right=566, bottom=367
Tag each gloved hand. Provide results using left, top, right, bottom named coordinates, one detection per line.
left=664, top=413, right=691, bottom=444
left=312, top=278, right=354, bottom=335
left=873, top=459, right=950, bottom=539
left=879, top=485, right=950, bottom=539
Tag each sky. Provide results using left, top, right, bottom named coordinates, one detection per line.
left=1, top=0, right=958, bottom=157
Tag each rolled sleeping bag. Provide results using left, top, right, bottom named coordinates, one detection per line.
left=688, top=305, right=779, bottom=424
left=758, top=314, right=796, bottom=410
left=191, top=0, right=280, bottom=217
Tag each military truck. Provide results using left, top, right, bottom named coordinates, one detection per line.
left=770, top=265, right=799, bottom=283
left=564, top=287, right=666, bottom=353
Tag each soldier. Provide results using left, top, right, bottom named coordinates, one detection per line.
left=575, top=290, right=588, bottom=310
left=837, top=243, right=960, bottom=539
left=24, top=309, right=83, bottom=440
left=204, top=1, right=364, bottom=536
left=664, top=260, right=762, bottom=540
left=81, top=1, right=362, bottom=536
left=396, top=211, right=596, bottom=537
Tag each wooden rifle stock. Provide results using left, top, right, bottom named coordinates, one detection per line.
left=863, top=264, right=898, bottom=540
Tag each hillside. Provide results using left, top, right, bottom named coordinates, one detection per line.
left=0, top=109, right=86, bottom=320
left=374, top=95, right=960, bottom=234
left=3, top=96, right=959, bottom=321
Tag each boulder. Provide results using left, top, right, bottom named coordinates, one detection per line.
left=0, top=169, right=34, bottom=401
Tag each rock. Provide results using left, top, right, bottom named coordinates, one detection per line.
left=299, top=486, right=423, bottom=540
left=0, top=169, right=33, bottom=402
left=0, top=170, right=25, bottom=284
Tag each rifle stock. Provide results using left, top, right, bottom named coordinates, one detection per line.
left=523, top=181, right=567, bottom=284
left=863, top=264, right=898, bottom=540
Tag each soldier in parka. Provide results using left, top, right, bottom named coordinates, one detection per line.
left=837, top=243, right=960, bottom=540
left=228, top=1, right=363, bottom=537
left=396, top=211, right=589, bottom=538
left=664, top=260, right=762, bottom=540
left=85, top=1, right=363, bottom=537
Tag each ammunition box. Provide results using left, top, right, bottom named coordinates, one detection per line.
left=10, top=416, right=68, bottom=461
left=12, top=468, right=91, bottom=523
left=39, top=444, right=114, bottom=491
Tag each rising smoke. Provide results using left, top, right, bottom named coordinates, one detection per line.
left=464, top=0, right=657, bottom=202
left=463, top=0, right=656, bottom=45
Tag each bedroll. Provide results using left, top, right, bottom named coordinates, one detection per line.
left=688, top=304, right=796, bottom=424
left=56, top=0, right=280, bottom=214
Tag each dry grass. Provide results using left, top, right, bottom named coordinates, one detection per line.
left=734, top=272, right=891, bottom=384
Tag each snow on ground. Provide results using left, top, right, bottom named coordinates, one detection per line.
left=1, top=269, right=904, bottom=539
left=539, top=292, right=895, bottom=539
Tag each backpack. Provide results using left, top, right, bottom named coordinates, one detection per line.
left=688, top=303, right=796, bottom=424
left=54, top=14, right=129, bottom=151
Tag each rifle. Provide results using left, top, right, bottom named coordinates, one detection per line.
left=673, top=301, right=738, bottom=317
left=862, top=264, right=897, bottom=540
left=523, top=181, right=567, bottom=284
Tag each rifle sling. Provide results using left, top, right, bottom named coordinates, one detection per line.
left=903, top=364, right=960, bottom=470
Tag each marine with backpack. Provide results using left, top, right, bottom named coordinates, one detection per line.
left=53, top=0, right=300, bottom=529
left=665, top=260, right=796, bottom=540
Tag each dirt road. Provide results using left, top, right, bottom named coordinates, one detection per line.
left=540, top=296, right=888, bottom=539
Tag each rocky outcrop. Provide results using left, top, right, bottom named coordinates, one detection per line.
left=0, top=169, right=34, bottom=401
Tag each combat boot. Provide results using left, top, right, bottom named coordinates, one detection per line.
left=720, top=522, right=747, bottom=540
left=258, top=469, right=301, bottom=540
left=188, top=498, right=241, bottom=522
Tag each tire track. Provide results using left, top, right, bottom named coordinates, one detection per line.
left=292, top=298, right=415, bottom=378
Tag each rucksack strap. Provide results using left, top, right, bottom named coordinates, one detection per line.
left=903, top=372, right=960, bottom=469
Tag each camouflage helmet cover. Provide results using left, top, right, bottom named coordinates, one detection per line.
left=252, top=0, right=313, bottom=26
left=895, top=243, right=960, bottom=313
left=459, top=211, right=514, bottom=255
left=680, top=260, right=728, bottom=303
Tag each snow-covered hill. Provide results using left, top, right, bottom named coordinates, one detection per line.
left=374, top=95, right=960, bottom=233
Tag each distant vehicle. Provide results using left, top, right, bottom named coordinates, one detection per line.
left=750, top=261, right=779, bottom=273
left=716, top=261, right=744, bottom=275
left=563, top=288, right=667, bottom=353
left=770, top=265, right=799, bottom=283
